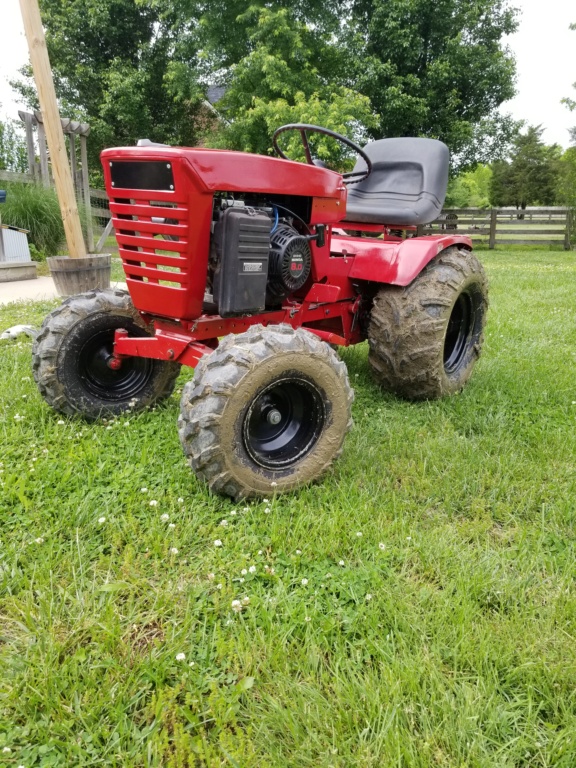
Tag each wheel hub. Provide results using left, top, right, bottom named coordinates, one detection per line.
left=242, top=376, right=326, bottom=469
left=79, top=329, right=154, bottom=401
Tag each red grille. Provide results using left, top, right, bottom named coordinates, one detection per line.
left=110, top=193, right=189, bottom=286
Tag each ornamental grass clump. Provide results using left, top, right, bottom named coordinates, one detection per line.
left=1, top=182, right=64, bottom=257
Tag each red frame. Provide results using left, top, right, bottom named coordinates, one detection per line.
left=101, top=146, right=472, bottom=368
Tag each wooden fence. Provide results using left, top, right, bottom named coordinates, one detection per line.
left=418, top=207, right=573, bottom=250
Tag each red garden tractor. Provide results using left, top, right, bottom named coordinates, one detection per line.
left=32, top=125, right=488, bottom=499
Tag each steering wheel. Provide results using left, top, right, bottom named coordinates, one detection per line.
left=272, top=123, right=372, bottom=184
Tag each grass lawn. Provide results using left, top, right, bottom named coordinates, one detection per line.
left=1, top=249, right=576, bottom=767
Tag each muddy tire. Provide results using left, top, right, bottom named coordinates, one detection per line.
left=32, top=289, right=180, bottom=419
left=178, top=324, right=354, bottom=499
left=368, top=247, right=488, bottom=399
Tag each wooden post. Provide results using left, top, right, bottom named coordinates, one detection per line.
left=489, top=208, right=497, bottom=250
left=565, top=209, right=572, bottom=252
left=79, top=133, right=95, bottom=252
left=34, top=114, right=50, bottom=187
left=20, top=111, right=38, bottom=180
left=19, top=0, right=86, bottom=258
left=68, top=134, right=78, bottom=192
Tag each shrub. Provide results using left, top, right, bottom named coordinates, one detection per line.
left=0, top=182, right=65, bottom=258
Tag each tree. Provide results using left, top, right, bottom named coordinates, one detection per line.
left=207, top=7, right=376, bottom=166
left=347, top=0, right=518, bottom=163
left=489, top=126, right=562, bottom=209
left=0, top=113, right=28, bottom=173
left=12, top=0, right=519, bottom=173
left=561, top=23, right=576, bottom=146
left=445, top=165, right=492, bottom=208
left=12, top=0, right=206, bottom=179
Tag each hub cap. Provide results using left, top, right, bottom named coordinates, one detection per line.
left=78, top=329, right=154, bottom=401
left=243, top=376, right=326, bottom=469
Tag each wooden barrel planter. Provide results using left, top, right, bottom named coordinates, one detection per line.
left=48, top=254, right=111, bottom=297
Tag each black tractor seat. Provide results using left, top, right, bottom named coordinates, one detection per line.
left=343, top=137, right=449, bottom=227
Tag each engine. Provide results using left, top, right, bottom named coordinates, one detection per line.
left=210, top=201, right=312, bottom=317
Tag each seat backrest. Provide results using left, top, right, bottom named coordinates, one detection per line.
left=344, top=138, right=449, bottom=226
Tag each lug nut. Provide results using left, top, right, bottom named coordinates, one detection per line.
left=267, top=409, right=282, bottom=426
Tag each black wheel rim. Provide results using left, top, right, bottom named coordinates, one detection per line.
left=242, top=376, right=326, bottom=469
left=79, top=329, right=154, bottom=401
left=443, top=291, right=475, bottom=374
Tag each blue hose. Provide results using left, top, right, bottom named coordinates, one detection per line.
left=270, top=207, right=279, bottom=234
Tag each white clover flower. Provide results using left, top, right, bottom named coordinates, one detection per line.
left=170, top=547, right=179, bottom=555
left=366, top=594, right=373, bottom=601
left=57, top=420, right=65, bottom=425
left=188, top=661, right=195, bottom=667
left=295, top=549, right=301, bottom=555
left=216, top=583, right=223, bottom=589
left=2, top=747, right=11, bottom=753
left=356, top=531, right=363, bottom=537
left=34, top=537, right=44, bottom=544
left=176, top=652, right=186, bottom=661
left=98, top=516, right=106, bottom=524
left=230, top=510, right=237, bottom=515
left=241, top=596, right=250, bottom=606
left=326, top=572, right=332, bottom=578
left=304, top=616, right=311, bottom=622
left=168, top=523, right=175, bottom=529
left=220, top=519, right=228, bottom=527
left=248, top=565, right=256, bottom=573
left=270, top=482, right=278, bottom=487
left=177, top=497, right=184, bottom=503
left=141, top=487, right=148, bottom=493
left=231, top=599, right=243, bottom=612
left=258, top=550, right=263, bottom=555
left=264, top=507, right=271, bottom=514
left=149, top=500, right=158, bottom=507
left=214, top=539, right=223, bottom=547
left=379, top=542, right=386, bottom=550
left=207, top=573, right=215, bottom=581
left=242, top=507, right=250, bottom=512
left=160, top=513, right=169, bottom=522
left=263, top=499, right=270, bottom=503
left=406, top=536, right=412, bottom=541
left=238, top=578, right=245, bottom=583
left=338, top=560, right=345, bottom=566
left=241, top=568, right=248, bottom=576
left=301, top=578, right=308, bottom=586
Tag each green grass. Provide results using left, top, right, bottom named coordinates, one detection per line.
left=1, top=249, right=576, bottom=767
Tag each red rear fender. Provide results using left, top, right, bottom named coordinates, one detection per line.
left=342, top=234, right=473, bottom=286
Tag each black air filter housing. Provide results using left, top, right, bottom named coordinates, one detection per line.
left=213, top=208, right=272, bottom=316
left=266, top=224, right=312, bottom=303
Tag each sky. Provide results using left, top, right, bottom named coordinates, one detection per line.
left=0, top=0, right=574, bottom=149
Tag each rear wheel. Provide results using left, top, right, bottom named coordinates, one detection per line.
left=32, top=289, right=180, bottom=419
left=178, top=324, right=354, bottom=499
left=367, top=247, right=488, bottom=399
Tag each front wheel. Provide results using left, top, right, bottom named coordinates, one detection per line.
left=367, top=247, right=488, bottom=399
left=32, top=289, right=181, bottom=419
left=178, top=324, right=354, bottom=499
